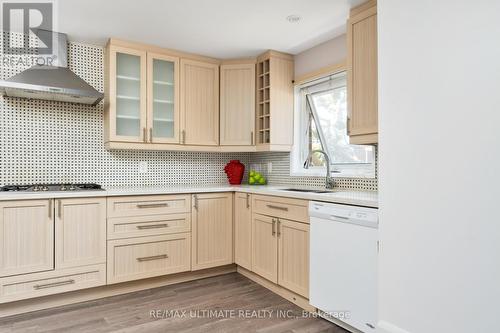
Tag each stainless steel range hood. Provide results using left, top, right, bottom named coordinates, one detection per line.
left=0, top=31, right=104, bottom=105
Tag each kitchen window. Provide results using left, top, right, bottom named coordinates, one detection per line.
left=290, top=71, right=375, bottom=178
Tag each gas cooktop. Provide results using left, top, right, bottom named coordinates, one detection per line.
left=0, top=183, right=104, bottom=192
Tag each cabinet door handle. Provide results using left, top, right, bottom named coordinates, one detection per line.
left=48, top=200, right=52, bottom=218
left=58, top=200, right=62, bottom=219
left=136, top=223, right=169, bottom=230
left=272, top=218, right=276, bottom=236
left=181, top=130, right=186, bottom=144
left=250, top=131, right=254, bottom=145
left=136, top=254, right=168, bottom=262
left=246, top=193, right=250, bottom=209
left=193, top=194, right=198, bottom=210
left=136, top=203, right=169, bottom=209
left=33, top=279, right=75, bottom=290
left=277, top=219, right=281, bottom=237
left=347, top=117, right=351, bottom=135
left=143, top=127, right=147, bottom=142
left=266, top=204, right=288, bottom=211
left=149, top=128, right=153, bottom=143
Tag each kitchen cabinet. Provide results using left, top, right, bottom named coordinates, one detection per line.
left=107, top=233, right=191, bottom=284
left=105, top=40, right=181, bottom=146
left=0, top=200, right=54, bottom=277
left=255, top=51, right=294, bottom=151
left=277, top=218, right=309, bottom=298
left=234, top=193, right=252, bottom=271
left=55, top=198, right=107, bottom=269
left=191, top=193, right=233, bottom=270
left=147, top=53, right=180, bottom=143
left=220, top=62, right=256, bottom=147
left=106, top=45, right=148, bottom=143
left=180, top=59, right=220, bottom=146
left=347, top=0, right=378, bottom=144
left=251, top=214, right=278, bottom=283
left=251, top=195, right=310, bottom=297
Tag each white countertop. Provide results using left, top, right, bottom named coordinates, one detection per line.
left=0, top=184, right=378, bottom=208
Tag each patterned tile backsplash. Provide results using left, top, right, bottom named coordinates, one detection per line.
left=0, top=35, right=377, bottom=190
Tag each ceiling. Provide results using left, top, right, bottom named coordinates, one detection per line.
left=57, top=0, right=365, bottom=59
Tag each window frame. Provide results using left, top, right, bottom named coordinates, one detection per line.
left=290, top=67, right=376, bottom=179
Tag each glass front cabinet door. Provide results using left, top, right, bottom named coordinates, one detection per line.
left=147, top=53, right=179, bottom=143
left=107, top=46, right=179, bottom=145
left=109, top=46, right=147, bottom=142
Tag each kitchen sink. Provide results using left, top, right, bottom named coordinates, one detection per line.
left=279, top=188, right=334, bottom=194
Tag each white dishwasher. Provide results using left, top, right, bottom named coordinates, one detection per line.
left=309, top=201, right=378, bottom=333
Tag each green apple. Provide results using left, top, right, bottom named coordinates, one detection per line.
left=258, top=177, right=266, bottom=185
left=249, top=177, right=256, bottom=185
left=249, top=170, right=255, bottom=177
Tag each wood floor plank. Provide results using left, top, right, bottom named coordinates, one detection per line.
left=0, top=273, right=348, bottom=333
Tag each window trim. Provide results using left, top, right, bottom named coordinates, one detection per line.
left=290, top=65, right=376, bottom=179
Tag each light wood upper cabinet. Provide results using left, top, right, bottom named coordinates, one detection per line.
left=256, top=51, right=294, bottom=151
left=277, top=218, right=309, bottom=298
left=0, top=200, right=54, bottom=277
left=234, top=193, right=252, bottom=271
left=191, top=193, right=233, bottom=270
left=347, top=0, right=378, bottom=144
left=251, top=213, right=278, bottom=283
left=55, top=198, right=107, bottom=269
left=147, top=53, right=180, bottom=144
left=220, top=62, right=256, bottom=146
left=106, top=45, right=148, bottom=143
left=180, top=59, right=220, bottom=146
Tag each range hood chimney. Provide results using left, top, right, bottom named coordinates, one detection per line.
left=0, top=31, right=104, bottom=105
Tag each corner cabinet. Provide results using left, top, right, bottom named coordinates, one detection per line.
left=191, top=193, right=233, bottom=270
left=180, top=59, right=219, bottom=146
left=347, top=0, right=378, bottom=144
left=220, top=62, right=256, bottom=147
left=255, top=51, right=294, bottom=152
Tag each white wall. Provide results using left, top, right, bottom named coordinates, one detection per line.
left=378, top=1, right=500, bottom=333
left=293, top=34, right=346, bottom=78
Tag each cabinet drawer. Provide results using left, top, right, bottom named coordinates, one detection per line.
left=252, top=195, right=309, bottom=223
left=107, top=234, right=191, bottom=284
left=108, top=213, right=191, bottom=240
left=0, top=264, right=106, bottom=304
left=107, top=195, right=191, bottom=218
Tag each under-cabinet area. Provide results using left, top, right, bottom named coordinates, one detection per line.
left=0, top=190, right=331, bottom=316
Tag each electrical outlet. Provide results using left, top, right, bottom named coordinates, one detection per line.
left=138, top=161, right=148, bottom=174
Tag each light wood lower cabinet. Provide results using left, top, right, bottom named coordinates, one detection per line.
left=277, top=219, right=309, bottom=298
left=107, top=213, right=190, bottom=240
left=0, top=200, right=54, bottom=277
left=251, top=212, right=310, bottom=298
left=251, top=214, right=278, bottom=283
left=107, top=233, right=191, bottom=284
left=55, top=198, right=107, bottom=269
left=234, top=193, right=252, bottom=271
left=191, top=193, right=233, bottom=270
left=0, top=264, right=106, bottom=304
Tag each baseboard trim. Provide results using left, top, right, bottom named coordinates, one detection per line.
left=236, top=266, right=315, bottom=312
left=378, top=320, right=412, bottom=333
left=0, top=264, right=236, bottom=318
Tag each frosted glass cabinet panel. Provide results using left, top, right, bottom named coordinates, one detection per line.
left=108, top=46, right=147, bottom=143
left=147, top=53, right=180, bottom=143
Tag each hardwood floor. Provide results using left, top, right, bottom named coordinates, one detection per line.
left=0, top=273, right=348, bottom=333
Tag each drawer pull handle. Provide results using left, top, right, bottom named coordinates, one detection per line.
left=136, top=203, right=169, bottom=209
left=33, top=279, right=75, bottom=290
left=266, top=204, right=289, bottom=211
left=272, top=218, right=276, bottom=236
left=137, top=223, right=169, bottom=230
left=136, top=254, right=168, bottom=262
